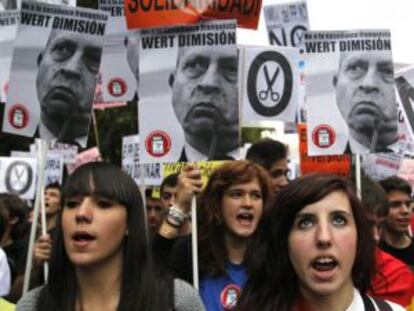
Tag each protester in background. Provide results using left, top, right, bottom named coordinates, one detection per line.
left=0, top=204, right=14, bottom=311
left=31, top=183, right=63, bottom=288
left=360, top=174, right=413, bottom=308
left=155, top=161, right=270, bottom=310
left=0, top=203, right=11, bottom=297
left=246, top=139, right=289, bottom=195
left=145, top=187, right=164, bottom=234
left=236, top=174, right=404, bottom=311
left=379, top=176, right=414, bottom=270
left=0, top=193, right=30, bottom=303
left=16, top=162, right=204, bottom=311
left=160, top=173, right=178, bottom=210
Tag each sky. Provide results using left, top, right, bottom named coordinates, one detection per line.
left=238, top=0, right=414, bottom=65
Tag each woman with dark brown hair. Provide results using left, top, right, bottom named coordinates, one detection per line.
left=155, top=160, right=270, bottom=311
left=236, top=173, right=404, bottom=311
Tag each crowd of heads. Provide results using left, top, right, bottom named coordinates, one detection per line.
left=0, top=138, right=412, bottom=310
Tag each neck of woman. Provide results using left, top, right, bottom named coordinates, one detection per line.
left=75, top=254, right=123, bottom=311
left=297, top=283, right=354, bottom=311
left=225, top=234, right=248, bottom=265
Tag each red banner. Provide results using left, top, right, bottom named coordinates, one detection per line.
left=124, top=0, right=262, bottom=29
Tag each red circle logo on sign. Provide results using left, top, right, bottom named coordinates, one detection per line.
left=108, top=78, right=127, bottom=97
left=8, top=104, right=29, bottom=129
left=145, top=130, right=171, bottom=157
left=220, top=284, right=241, bottom=310
left=312, top=125, right=336, bottom=148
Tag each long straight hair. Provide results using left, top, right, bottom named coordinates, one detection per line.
left=236, top=173, right=376, bottom=311
left=36, top=162, right=171, bottom=311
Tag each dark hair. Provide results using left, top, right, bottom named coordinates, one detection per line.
left=246, top=139, right=288, bottom=171
left=237, top=174, right=375, bottom=311
left=0, top=193, right=30, bottom=241
left=0, top=205, right=8, bottom=241
left=198, top=160, right=270, bottom=277
left=160, top=173, right=178, bottom=195
left=379, top=175, right=412, bottom=197
left=45, top=182, right=61, bottom=192
left=360, top=173, right=389, bottom=218
left=36, top=162, right=171, bottom=311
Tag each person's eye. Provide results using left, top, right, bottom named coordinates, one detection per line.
left=220, top=60, right=238, bottom=82
left=297, top=216, right=314, bottom=230
left=96, top=199, right=113, bottom=209
left=162, top=193, right=172, bottom=200
left=228, top=191, right=242, bottom=199
left=345, top=61, right=367, bottom=79
left=51, top=42, right=74, bottom=61
left=251, top=191, right=263, bottom=200
left=332, top=214, right=347, bottom=227
left=65, top=199, right=80, bottom=209
left=84, top=49, right=102, bottom=75
left=183, top=58, right=208, bottom=78
left=378, top=65, right=394, bottom=83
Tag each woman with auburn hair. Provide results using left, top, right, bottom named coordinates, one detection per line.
left=236, top=173, right=404, bottom=311
left=16, top=162, right=204, bottom=311
left=157, top=160, right=270, bottom=311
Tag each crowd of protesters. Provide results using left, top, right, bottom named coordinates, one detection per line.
left=0, top=139, right=412, bottom=310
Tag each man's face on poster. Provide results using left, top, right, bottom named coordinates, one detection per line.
left=333, top=51, right=397, bottom=144
left=170, top=46, right=238, bottom=144
left=36, top=31, right=102, bottom=141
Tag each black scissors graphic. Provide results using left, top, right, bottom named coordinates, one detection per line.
left=259, top=65, right=280, bottom=102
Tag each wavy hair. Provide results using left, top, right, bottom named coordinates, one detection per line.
left=237, top=173, right=375, bottom=311
left=36, top=162, right=171, bottom=311
left=198, top=160, right=270, bottom=278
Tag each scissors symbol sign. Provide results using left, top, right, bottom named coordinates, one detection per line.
left=259, top=65, right=280, bottom=102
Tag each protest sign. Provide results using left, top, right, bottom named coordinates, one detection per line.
left=11, top=150, right=64, bottom=185
left=124, top=0, right=261, bottom=30
left=0, top=156, right=37, bottom=199
left=398, top=159, right=414, bottom=189
left=304, top=30, right=398, bottom=155
left=3, top=1, right=109, bottom=147
left=98, top=0, right=137, bottom=102
left=298, top=123, right=350, bottom=177
left=31, top=140, right=78, bottom=164
left=66, top=147, right=102, bottom=174
left=163, top=160, right=224, bottom=187
left=395, top=66, right=414, bottom=146
left=240, top=45, right=300, bottom=123
left=361, top=152, right=403, bottom=181
left=0, top=10, right=18, bottom=103
left=3, top=0, right=77, bottom=10
left=263, top=0, right=309, bottom=48
left=139, top=20, right=240, bottom=163
left=122, top=134, right=162, bottom=186
left=93, top=72, right=128, bottom=109
left=0, top=0, right=17, bottom=10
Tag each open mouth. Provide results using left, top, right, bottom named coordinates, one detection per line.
left=72, top=232, right=96, bottom=243
left=311, top=257, right=338, bottom=272
left=236, top=212, right=254, bottom=225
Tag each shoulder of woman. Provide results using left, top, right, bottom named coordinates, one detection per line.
left=174, top=278, right=205, bottom=311
left=16, top=286, right=43, bottom=311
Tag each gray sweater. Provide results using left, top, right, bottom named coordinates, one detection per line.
left=16, top=279, right=205, bottom=311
